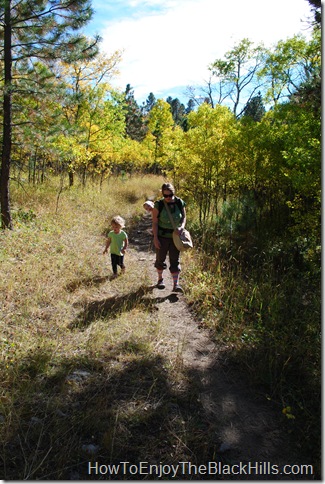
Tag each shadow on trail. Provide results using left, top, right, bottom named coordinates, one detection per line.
left=69, top=285, right=156, bottom=330
left=69, top=286, right=181, bottom=331
left=153, top=293, right=179, bottom=304
left=65, top=275, right=112, bottom=292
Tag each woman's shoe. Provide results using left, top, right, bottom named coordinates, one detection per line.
left=157, top=279, right=165, bottom=289
left=173, top=285, right=183, bottom=293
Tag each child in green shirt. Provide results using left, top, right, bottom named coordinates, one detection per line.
left=103, top=215, right=128, bottom=278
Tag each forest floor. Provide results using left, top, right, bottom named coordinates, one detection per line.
left=118, top=213, right=305, bottom=480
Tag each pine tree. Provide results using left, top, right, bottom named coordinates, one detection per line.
left=124, top=84, right=148, bottom=141
left=166, top=97, right=187, bottom=129
left=0, top=0, right=100, bottom=229
left=307, top=0, right=321, bottom=27
left=185, top=99, right=196, bottom=115
left=242, top=92, right=266, bottom=121
left=142, top=92, right=156, bottom=115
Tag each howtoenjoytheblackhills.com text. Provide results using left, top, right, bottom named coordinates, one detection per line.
left=88, top=461, right=314, bottom=478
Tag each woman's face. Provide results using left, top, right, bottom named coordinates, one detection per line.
left=162, top=190, right=174, bottom=203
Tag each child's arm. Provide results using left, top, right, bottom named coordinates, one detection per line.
left=121, top=237, right=128, bottom=253
left=103, top=237, right=111, bottom=254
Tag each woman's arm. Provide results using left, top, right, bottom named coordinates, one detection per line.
left=152, top=207, right=161, bottom=249
left=180, top=207, right=186, bottom=229
left=177, top=207, right=186, bottom=234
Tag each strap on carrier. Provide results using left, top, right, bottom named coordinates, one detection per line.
left=159, top=227, right=174, bottom=236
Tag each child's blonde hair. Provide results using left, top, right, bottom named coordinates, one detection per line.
left=111, top=215, right=125, bottom=228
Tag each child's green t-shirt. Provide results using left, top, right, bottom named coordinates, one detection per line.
left=108, top=230, right=128, bottom=255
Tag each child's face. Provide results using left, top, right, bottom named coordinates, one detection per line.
left=111, top=222, right=122, bottom=233
left=145, top=204, right=153, bottom=212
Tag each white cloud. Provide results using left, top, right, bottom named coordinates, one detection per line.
left=98, top=0, right=312, bottom=102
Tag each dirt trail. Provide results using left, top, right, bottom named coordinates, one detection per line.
left=127, top=213, right=298, bottom=479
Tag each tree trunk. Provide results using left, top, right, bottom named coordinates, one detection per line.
left=0, top=0, right=13, bottom=229
left=68, top=170, right=74, bottom=187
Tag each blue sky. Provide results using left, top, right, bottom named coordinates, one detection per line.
left=84, top=0, right=313, bottom=105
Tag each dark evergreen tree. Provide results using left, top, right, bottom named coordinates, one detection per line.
left=292, top=2, right=321, bottom=117
left=124, top=84, right=148, bottom=141
left=242, top=92, right=266, bottom=121
left=166, top=97, right=187, bottom=129
left=291, top=30, right=321, bottom=117
left=142, top=92, right=156, bottom=115
left=306, top=0, right=321, bottom=27
left=171, top=98, right=186, bottom=124
left=293, top=70, right=321, bottom=117
left=185, top=99, right=196, bottom=114
left=0, top=0, right=99, bottom=229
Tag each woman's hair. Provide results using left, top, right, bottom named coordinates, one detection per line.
left=161, top=182, right=174, bottom=194
left=111, top=215, right=125, bottom=228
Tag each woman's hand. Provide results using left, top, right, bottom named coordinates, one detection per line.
left=153, top=236, right=161, bottom=249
